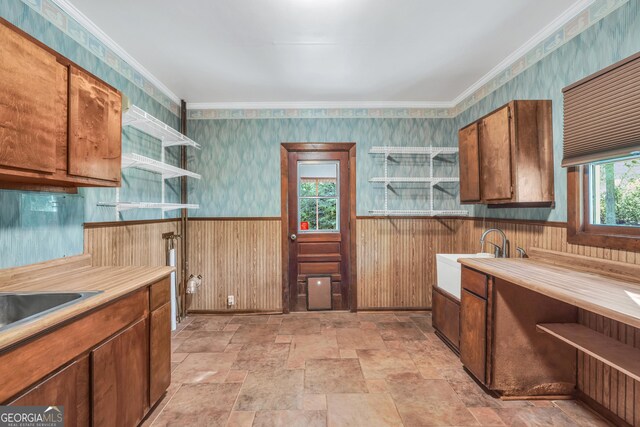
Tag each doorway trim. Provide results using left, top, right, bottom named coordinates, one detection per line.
left=280, top=143, right=357, bottom=314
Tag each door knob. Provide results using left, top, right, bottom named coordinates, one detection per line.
left=290, top=234, right=297, bottom=241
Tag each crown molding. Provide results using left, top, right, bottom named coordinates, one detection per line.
left=51, top=0, right=181, bottom=105
left=451, top=0, right=595, bottom=106
left=187, top=101, right=455, bottom=110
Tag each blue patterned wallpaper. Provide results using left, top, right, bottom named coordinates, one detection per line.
left=188, top=118, right=460, bottom=217
left=188, top=0, right=640, bottom=221
left=0, top=0, right=181, bottom=268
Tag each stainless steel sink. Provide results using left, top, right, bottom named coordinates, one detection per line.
left=0, top=291, right=102, bottom=332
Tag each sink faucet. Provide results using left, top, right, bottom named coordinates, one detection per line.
left=480, top=228, right=509, bottom=258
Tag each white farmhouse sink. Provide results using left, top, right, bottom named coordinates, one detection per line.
left=436, top=253, right=494, bottom=299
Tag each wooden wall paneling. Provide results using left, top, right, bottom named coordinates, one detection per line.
left=84, top=221, right=180, bottom=270
left=187, top=219, right=282, bottom=312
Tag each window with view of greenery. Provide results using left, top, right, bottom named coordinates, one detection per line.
left=590, top=156, right=640, bottom=227
left=298, top=175, right=338, bottom=232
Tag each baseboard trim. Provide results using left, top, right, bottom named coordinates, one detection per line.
left=356, top=307, right=431, bottom=312
left=187, top=309, right=283, bottom=315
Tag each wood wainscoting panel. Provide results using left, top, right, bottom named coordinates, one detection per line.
left=356, top=218, right=465, bottom=309
left=84, top=220, right=181, bottom=269
left=187, top=219, right=282, bottom=312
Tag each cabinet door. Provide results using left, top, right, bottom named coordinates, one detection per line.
left=0, top=21, right=65, bottom=175
left=458, top=123, right=481, bottom=203
left=432, top=288, right=460, bottom=350
left=92, top=318, right=148, bottom=427
left=460, top=289, right=487, bottom=383
left=11, top=356, right=90, bottom=427
left=68, top=65, right=122, bottom=183
left=480, top=106, right=513, bottom=201
left=150, top=303, right=171, bottom=406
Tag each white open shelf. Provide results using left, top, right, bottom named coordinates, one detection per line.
left=368, top=145, right=465, bottom=217
left=97, top=202, right=199, bottom=212
left=369, top=177, right=459, bottom=185
left=123, top=105, right=201, bottom=149
left=369, top=146, right=458, bottom=156
left=122, top=153, right=201, bottom=180
left=369, top=209, right=469, bottom=216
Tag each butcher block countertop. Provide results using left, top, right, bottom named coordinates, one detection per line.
left=458, top=248, right=640, bottom=329
left=0, top=254, right=173, bottom=351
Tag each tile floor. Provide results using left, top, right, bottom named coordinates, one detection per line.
left=143, top=311, right=612, bottom=427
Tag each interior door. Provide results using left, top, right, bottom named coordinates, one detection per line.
left=480, top=106, right=513, bottom=201
left=288, top=151, right=350, bottom=312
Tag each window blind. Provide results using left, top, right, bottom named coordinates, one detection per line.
left=562, top=51, right=640, bottom=167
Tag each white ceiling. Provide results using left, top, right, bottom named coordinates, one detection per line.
left=66, top=0, right=584, bottom=106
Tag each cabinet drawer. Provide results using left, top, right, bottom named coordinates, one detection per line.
left=150, top=277, right=171, bottom=311
left=461, top=267, right=487, bottom=298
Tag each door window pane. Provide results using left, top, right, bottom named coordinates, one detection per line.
left=298, top=162, right=339, bottom=232
left=590, top=156, right=640, bottom=227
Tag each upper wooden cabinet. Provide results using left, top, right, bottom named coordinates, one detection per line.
left=0, top=18, right=121, bottom=191
left=458, top=122, right=481, bottom=203
left=458, top=100, right=554, bottom=206
left=68, top=66, right=122, bottom=182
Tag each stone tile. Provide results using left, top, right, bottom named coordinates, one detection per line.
left=336, top=328, right=386, bottom=350
left=279, top=318, right=324, bottom=335
left=552, top=400, right=612, bottom=426
left=141, top=383, right=180, bottom=426
left=376, top=322, right=426, bottom=341
left=175, top=331, right=235, bottom=353
left=171, top=338, right=186, bottom=353
left=359, top=321, right=377, bottom=330
left=231, top=324, right=279, bottom=344
left=494, top=407, right=582, bottom=426
left=224, top=324, right=242, bottom=332
left=172, top=352, right=238, bottom=384
left=386, top=374, right=465, bottom=405
left=288, top=334, right=340, bottom=369
left=340, top=349, right=358, bottom=358
left=410, top=316, right=435, bottom=333
left=173, top=329, right=194, bottom=339
left=326, top=393, right=403, bottom=427
left=234, top=369, right=305, bottom=411
left=225, top=343, right=245, bottom=353
left=418, top=365, right=444, bottom=379
left=357, top=349, right=419, bottom=379
left=229, top=315, right=270, bottom=324
left=303, top=394, right=327, bottom=411
left=439, top=367, right=502, bottom=409
left=395, top=402, right=479, bottom=426
left=232, top=342, right=289, bottom=372
left=225, top=370, right=248, bottom=383
left=305, top=359, right=368, bottom=393
left=171, top=352, right=188, bottom=363
left=275, top=335, right=293, bottom=343
left=252, top=410, right=326, bottom=427
left=226, top=411, right=255, bottom=427
left=268, top=315, right=284, bottom=324
left=468, top=407, right=506, bottom=426
left=366, top=379, right=388, bottom=393
left=152, top=383, right=240, bottom=427
left=356, top=313, right=399, bottom=323
left=185, top=316, right=232, bottom=331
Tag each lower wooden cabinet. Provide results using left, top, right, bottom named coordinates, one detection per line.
left=460, top=288, right=487, bottom=383
left=432, top=287, right=460, bottom=352
left=92, top=317, right=149, bottom=427
left=150, top=302, right=172, bottom=405
left=3, top=278, right=172, bottom=427
left=11, top=356, right=90, bottom=427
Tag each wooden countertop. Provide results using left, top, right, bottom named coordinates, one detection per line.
left=458, top=254, right=640, bottom=329
left=0, top=255, right=173, bottom=351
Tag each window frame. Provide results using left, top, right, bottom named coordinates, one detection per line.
left=296, top=161, right=340, bottom=233
left=567, top=165, right=640, bottom=251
